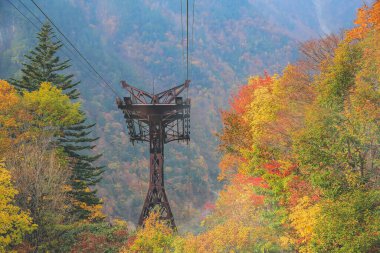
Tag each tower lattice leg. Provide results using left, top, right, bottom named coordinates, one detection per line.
left=138, top=122, right=176, bottom=229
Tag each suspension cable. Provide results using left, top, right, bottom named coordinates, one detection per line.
left=190, top=0, right=195, bottom=82
left=30, top=0, right=120, bottom=97
left=180, top=0, right=185, bottom=80
left=6, top=0, right=113, bottom=95
left=192, top=0, right=195, bottom=48
left=15, top=0, right=101, bottom=82
left=6, top=0, right=39, bottom=30
left=16, top=0, right=42, bottom=24
left=186, top=0, right=189, bottom=81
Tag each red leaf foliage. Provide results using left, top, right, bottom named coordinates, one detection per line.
left=233, top=173, right=269, bottom=189
left=250, top=194, right=265, bottom=205
left=230, top=72, right=273, bottom=115
left=287, top=176, right=320, bottom=207
left=204, top=201, right=216, bottom=211
left=263, top=161, right=297, bottom=177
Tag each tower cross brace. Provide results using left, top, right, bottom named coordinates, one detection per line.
left=116, top=80, right=190, bottom=229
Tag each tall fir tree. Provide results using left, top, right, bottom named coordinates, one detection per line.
left=12, top=22, right=104, bottom=220
left=11, top=22, right=79, bottom=99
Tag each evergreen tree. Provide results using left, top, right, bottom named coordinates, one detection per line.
left=12, top=22, right=104, bottom=220
left=11, top=22, right=79, bottom=99
left=60, top=119, right=104, bottom=219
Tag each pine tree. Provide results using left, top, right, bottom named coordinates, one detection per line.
left=12, top=22, right=104, bottom=220
left=60, top=119, right=104, bottom=219
left=11, top=22, right=79, bottom=99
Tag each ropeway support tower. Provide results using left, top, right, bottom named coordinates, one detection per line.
left=116, top=80, right=190, bottom=229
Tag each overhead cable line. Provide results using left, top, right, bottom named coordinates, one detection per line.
left=186, top=0, right=189, bottom=80
left=7, top=0, right=75, bottom=63
left=6, top=0, right=39, bottom=30
left=6, top=0, right=106, bottom=91
left=16, top=0, right=42, bottom=24
left=30, top=0, right=120, bottom=97
left=7, top=0, right=75, bottom=65
left=14, top=0, right=81, bottom=66
left=16, top=0, right=83, bottom=66
left=192, top=0, right=195, bottom=47
left=191, top=0, right=195, bottom=80
left=180, top=0, right=185, bottom=79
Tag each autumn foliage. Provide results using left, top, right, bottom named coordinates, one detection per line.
left=0, top=161, right=36, bottom=252
left=2, top=1, right=380, bottom=252
left=0, top=80, right=107, bottom=251
left=121, top=211, right=175, bottom=253
left=180, top=1, right=380, bottom=252
left=347, top=1, right=380, bottom=40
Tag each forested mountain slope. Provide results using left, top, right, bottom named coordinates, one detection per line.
left=0, top=0, right=365, bottom=230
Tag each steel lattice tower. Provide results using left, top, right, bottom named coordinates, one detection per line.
left=116, top=80, right=190, bottom=229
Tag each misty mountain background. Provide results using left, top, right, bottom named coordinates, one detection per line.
left=0, top=0, right=367, bottom=232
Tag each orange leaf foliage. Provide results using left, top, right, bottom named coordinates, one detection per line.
left=347, top=0, right=380, bottom=40
left=218, top=153, right=246, bottom=181
left=233, top=173, right=268, bottom=189
left=230, top=72, right=273, bottom=115
left=0, top=80, right=32, bottom=152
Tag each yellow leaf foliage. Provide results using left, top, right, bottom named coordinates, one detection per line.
left=180, top=220, right=253, bottom=253
left=120, top=211, right=174, bottom=253
left=0, top=80, right=30, bottom=152
left=246, top=75, right=281, bottom=141
left=288, top=196, right=321, bottom=253
left=74, top=199, right=106, bottom=222
left=0, top=160, right=36, bottom=252
left=0, top=80, right=19, bottom=117
left=0, top=81, right=84, bottom=153
left=23, top=82, right=83, bottom=128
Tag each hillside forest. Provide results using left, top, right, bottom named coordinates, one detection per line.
left=0, top=0, right=380, bottom=252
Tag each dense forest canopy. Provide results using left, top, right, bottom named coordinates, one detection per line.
left=0, top=0, right=365, bottom=229
left=0, top=0, right=379, bottom=252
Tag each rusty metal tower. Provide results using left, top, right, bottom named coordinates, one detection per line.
left=116, top=80, right=190, bottom=229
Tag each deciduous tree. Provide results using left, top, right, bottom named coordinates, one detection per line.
left=0, top=160, right=36, bottom=252
left=11, top=22, right=104, bottom=220
left=5, top=137, right=71, bottom=251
